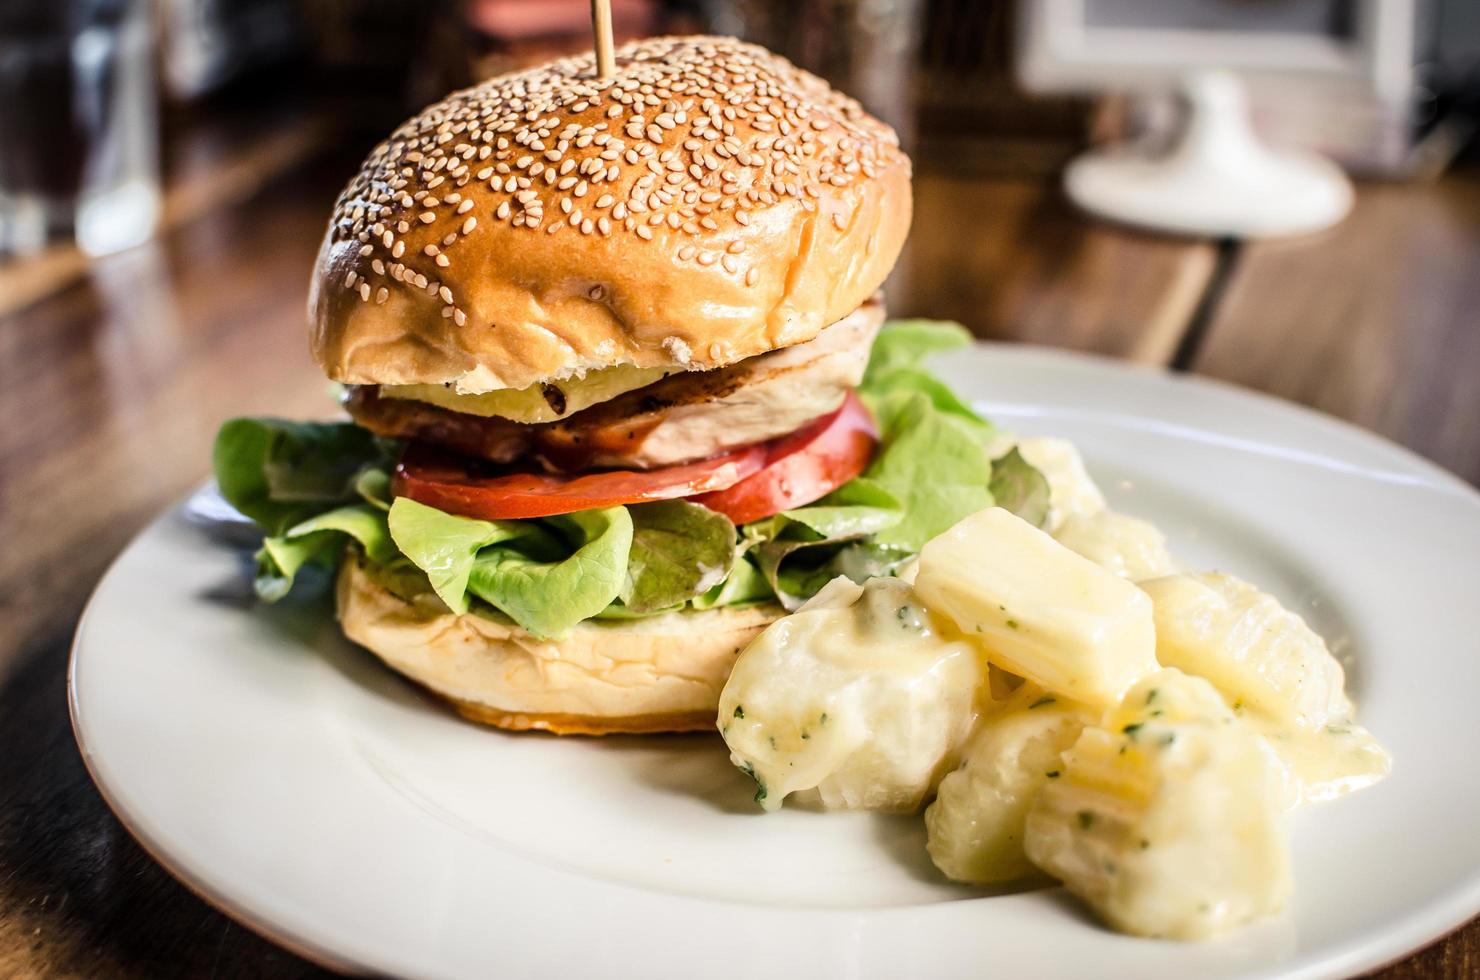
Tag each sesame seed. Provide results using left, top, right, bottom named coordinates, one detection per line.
left=439, top=286, right=454, bottom=304
left=326, top=36, right=901, bottom=277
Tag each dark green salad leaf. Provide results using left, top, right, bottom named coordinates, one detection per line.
left=213, top=418, right=393, bottom=535
left=989, top=447, right=1052, bottom=528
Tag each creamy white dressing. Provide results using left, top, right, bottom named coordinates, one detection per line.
left=717, top=577, right=987, bottom=812
left=1249, top=716, right=1392, bottom=806
left=1024, top=670, right=1292, bottom=940
left=1053, top=509, right=1178, bottom=582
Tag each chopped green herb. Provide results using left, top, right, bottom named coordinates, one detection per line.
left=1122, top=722, right=1144, bottom=738
left=819, top=712, right=829, bottom=725
left=1077, top=810, right=1095, bottom=830
left=1232, top=698, right=1245, bottom=711
left=800, top=732, right=810, bottom=740
left=1029, top=696, right=1056, bottom=709
left=1045, top=770, right=1060, bottom=779
left=1006, top=619, right=1019, bottom=630
left=1139, top=838, right=1151, bottom=850
left=1145, top=688, right=1160, bottom=705
left=733, top=705, right=745, bottom=719
left=768, top=735, right=777, bottom=750
left=739, top=762, right=767, bottom=804
left=1161, top=732, right=1177, bottom=747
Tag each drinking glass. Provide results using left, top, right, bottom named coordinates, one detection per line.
left=0, top=0, right=160, bottom=257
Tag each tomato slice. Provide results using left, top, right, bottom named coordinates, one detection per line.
left=394, top=442, right=767, bottom=520
left=691, top=391, right=877, bottom=525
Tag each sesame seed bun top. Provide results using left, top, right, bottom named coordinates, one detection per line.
left=309, top=35, right=912, bottom=394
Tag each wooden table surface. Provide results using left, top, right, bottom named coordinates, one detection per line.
left=1, top=114, right=1477, bottom=978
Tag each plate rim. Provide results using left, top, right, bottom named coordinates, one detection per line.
left=68, top=343, right=1480, bottom=979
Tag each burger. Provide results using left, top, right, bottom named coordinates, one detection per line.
left=213, top=36, right=1037, bottom=734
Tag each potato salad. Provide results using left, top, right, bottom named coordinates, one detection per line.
left=717, top=436, right=1390, bottom=940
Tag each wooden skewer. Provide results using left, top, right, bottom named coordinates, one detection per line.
left=590, top=0, right=616, bottom=78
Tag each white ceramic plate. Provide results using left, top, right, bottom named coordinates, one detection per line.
left=71, top=345, right=1480, bottom=980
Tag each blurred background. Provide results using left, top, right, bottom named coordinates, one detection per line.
left=2, top=4, right=1479, bottom=976
left=5, top=0, right=1480, bottom=305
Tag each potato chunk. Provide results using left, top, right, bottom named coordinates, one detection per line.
left=718, top=577, right=987, bottom=812
left=1054, top=510, right=1177, bottom=581
left=915, top=508, right=1158, bottom=709
left=1024, top=670, right=1291, bottom=940
left=926, top=685, right=1094, bottom=884
left=1139, top=573, right=1352, bottom=729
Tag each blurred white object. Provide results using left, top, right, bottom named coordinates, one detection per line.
left=1016, top=0, right=1424, bottom=221
left=1065, top=71, right=1352, bottom=238
left=0, top=0, right=159, bottom=257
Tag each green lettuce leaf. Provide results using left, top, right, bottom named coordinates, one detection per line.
left=387, top=497, right=543, bottom=614
left=739, top=482, right=907, bottom=609
left=754, top=535, right=911, bottom=610
left=621, top=500, right=738, bottom=613
left=254, top=503, right=396, bottom=601
left=468, top=507, right=633, bottom=638
left=692, top=554, right=773, bottom=609
left=863, top=391, right=995, bottom=551
left=776, top=477, right=903, bottom=538
left=861, top=319, right=973, bottom=388
left=213, top=418, right=393, bottom=535
left=989, top=447, right=1052, bottom=528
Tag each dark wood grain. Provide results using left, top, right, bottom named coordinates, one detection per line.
left=0, top=116, right=1473, bottom=976
left=1191, top=173, right=1480, bottom=486
left=898, top=173, right=1218, bottom=362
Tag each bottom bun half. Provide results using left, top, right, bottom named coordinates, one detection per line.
left=336, top=556, right=781, bottom=735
